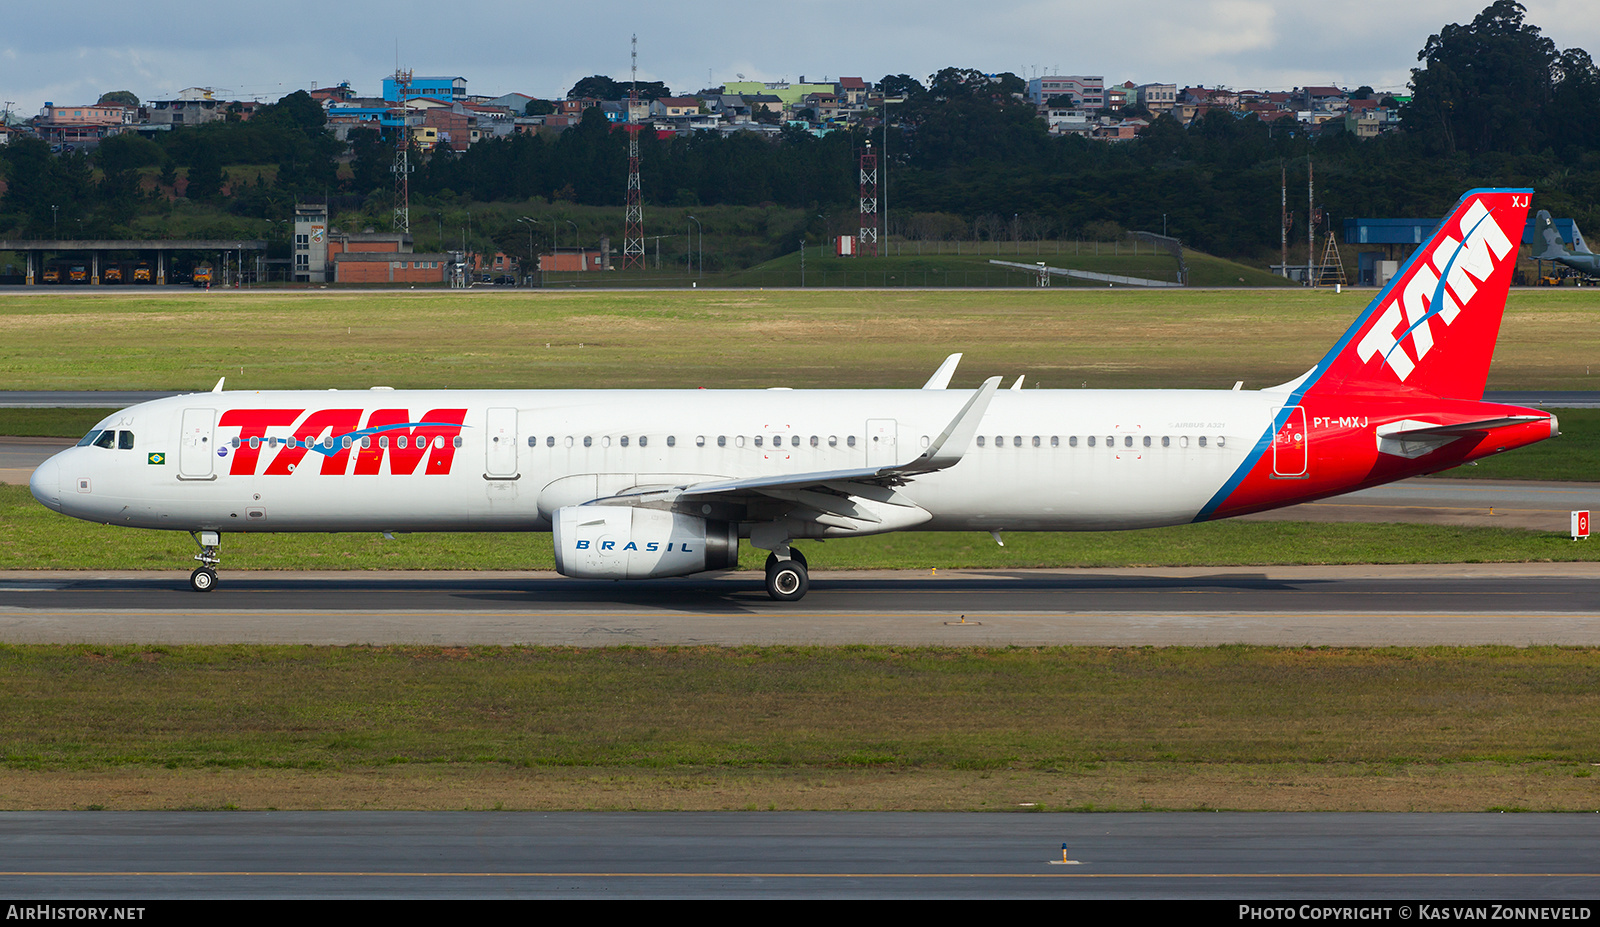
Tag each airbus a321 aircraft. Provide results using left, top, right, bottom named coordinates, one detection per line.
left=31, top=188, right=1556, bottom=601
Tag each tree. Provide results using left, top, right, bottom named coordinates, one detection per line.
left=524, top=99, right=556, bottom=116
left=878, top=74, right=925, bottom=99
left=184, top=140, right=224, bottom=201
left=1402, top=1, right=1559, bottom=154
left=97, top=90, right=140, bottom=107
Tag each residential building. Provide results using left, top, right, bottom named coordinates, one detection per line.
left=382, top=75, right=467, bottom=104
left=1136, top=83, right=1177, bottom=114
left=835, top=77, right=869, bottom=106
left=308, top=82, right=356, bottom=105
left=1026, top=76, right=1104, bottom=110
left=650, top=97, right=702, bottom=118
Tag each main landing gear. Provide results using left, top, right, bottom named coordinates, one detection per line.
left=764, top=548, right=809, bottom=602
left=189, top=530, right=220, bottom=592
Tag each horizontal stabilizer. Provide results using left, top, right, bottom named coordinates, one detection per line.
left=1380, top=415, right=1546, bottom=439
left=1375, top=415, right=1547, bottom=459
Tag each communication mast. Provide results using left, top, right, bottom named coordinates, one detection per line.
left=858, top=140, right=878, bottom=256
left=392, top=68, right=413, bottom=233
left=622, top=35, right=645, bottom=269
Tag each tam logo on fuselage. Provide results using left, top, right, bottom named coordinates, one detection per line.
left=1354, top=199, right=1514, bottom=382
left=217, top=408, right=468, bottom=477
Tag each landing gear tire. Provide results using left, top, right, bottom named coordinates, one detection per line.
left=190, top=567, right=218, bottom=592
left=765, top=556, right=809, bottom=602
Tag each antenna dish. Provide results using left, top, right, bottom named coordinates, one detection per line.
left=737, top=73, right=745, bottom=80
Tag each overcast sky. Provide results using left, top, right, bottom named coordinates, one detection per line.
left=5, top=1, right=1599, bottom=117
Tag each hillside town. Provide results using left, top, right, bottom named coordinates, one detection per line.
left=5, top=72, right=1404, bottom=154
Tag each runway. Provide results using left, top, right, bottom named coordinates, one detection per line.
left=1, top=563, right=1596, bottom=646
left=1, top=811, right=1596, bottom=899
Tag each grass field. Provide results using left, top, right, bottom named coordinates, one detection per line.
left=0, top=644, right=1595, bottom=812
left=3, top=287, right=1599, bottom=391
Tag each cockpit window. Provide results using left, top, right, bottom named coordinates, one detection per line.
left=92, top=430, right=116, bottom=449
left=118, top=431, right=135, bottom=450
left=77, top=429, right=105, bottom=447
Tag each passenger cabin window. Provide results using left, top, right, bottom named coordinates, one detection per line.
left=848, top=436, right=856, bottom=448
left=976, top=436, right=985, bottom=447
left=667, top=436, right=675, bottom=447
left=1087, top=436, right=1095, bottom=447
left=1198, top=436, right=1207, bottom=448
left=718, top=436, right=727, bottom=447
left=620, top=436, right=629, bottom=447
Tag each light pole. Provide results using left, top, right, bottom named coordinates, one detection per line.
left=800, top=237, right=805, bottom=288
left=517, top=216, right=537, bottom=285
left=686, top=215, right=702, bottom=278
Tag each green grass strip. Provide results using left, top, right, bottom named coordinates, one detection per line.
left=0, top=644, right=1596, bottom=774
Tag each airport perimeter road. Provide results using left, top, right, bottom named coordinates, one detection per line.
left=0, top=391, right=180, bottom=408
left=1, top=564, right=1596, bottom=646
left=1, top=811, right=1596, bottom=899
left=0, top=435, right=72, bottom=485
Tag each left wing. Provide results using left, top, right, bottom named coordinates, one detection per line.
left=584, top=376, right=1001, bottom=535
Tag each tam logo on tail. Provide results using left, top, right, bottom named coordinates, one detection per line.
left=1316, top=189, right=1531, bottom=400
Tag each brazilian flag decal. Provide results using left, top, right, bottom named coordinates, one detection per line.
left=148, top=452, right=166, bottom=465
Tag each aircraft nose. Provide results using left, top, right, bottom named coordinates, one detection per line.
left=29, top=453, right=62, bottom=512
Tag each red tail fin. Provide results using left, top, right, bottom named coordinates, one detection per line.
left=1308, top=189, right=1530, bottom=400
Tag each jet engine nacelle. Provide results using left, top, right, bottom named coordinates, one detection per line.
left=552, top=505, right=739, bottom=580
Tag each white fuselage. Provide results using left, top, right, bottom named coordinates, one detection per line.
left=31, top=388, right=1278, bottom=536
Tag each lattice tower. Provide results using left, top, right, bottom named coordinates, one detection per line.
left=622, top=35, right=645, bottom=269
left=392, top=68, right=413, bottom=233
left=858, top=141, right=878, bottom=256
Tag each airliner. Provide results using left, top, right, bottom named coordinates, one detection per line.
left=30, top=189, right=1556, bottom=601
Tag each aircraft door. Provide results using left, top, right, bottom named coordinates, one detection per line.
left=865, top=418, right=898, bottom=467
left=484, top=407, right=520, bottom=479
left=1271, top=406, right=1308, bottom=478
left=177, top=408, right=217, bottom=479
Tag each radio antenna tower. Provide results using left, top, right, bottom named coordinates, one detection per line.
left=858, top=140, right=879, bottom=256
left=392, top=67, right=413, bottom=233
left=622, top=35, right=645, bottom=269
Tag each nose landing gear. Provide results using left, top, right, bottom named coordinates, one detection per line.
left=189, top=530, right=220, bottom=592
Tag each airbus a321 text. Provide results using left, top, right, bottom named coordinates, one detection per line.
left=31, top=189, right=1556, bottom=601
